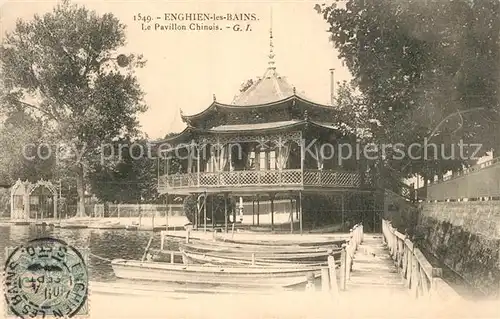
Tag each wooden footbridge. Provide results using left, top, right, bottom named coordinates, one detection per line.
left=309, top=220, right=498, bottom=318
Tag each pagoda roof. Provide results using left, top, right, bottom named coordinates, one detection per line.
left=231, top=67, right=307, bottom=106
left=155, top=119, right=348, bottom=146
left=178, top=23, right=337, bottom=128
left=180, top=95, right=335, bottom=123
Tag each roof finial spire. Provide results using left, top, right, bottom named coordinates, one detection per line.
left=268, top=7, right=276, bottom=71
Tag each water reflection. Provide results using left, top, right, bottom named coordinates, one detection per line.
left=0, top=225, right=172, bottom=282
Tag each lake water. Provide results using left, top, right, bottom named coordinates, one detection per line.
left=0, top=224, right=173, bottom=282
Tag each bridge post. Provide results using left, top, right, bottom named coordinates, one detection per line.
left=327, top=254, right=339, bottom=298
left=340, top=244, right=347, bottom=290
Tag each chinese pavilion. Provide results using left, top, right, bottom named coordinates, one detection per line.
left=157, top=28, right=378, bottom=234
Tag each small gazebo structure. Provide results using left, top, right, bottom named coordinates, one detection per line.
left=10, top=179, right=58, bottom=220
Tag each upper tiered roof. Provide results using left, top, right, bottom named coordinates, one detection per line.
left=160, top=13, right=350, bottom=145
left=230, top=68, right=305, bottom=106
left=230, top=26, right=307, bottom=106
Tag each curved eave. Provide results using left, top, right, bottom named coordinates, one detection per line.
left=181, top=95, right=337, bottom=123
left=208, top=120, right=307, bottom=135
left=209, top=120, right=347, bottom=135
left=166, top=120, right=342, bottom=139
left=153, top=126, right=199, bottom=145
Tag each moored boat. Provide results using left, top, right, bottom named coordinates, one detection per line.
left=12, top=220, right=30, bottom=226
left=219, top=237, right=346, bottom=247
left=111, top=259, right=321, bottom=288
left=59, top=222, right=88, bottom=229
left=207, top=238, right=343, bottom=251
left=180, top=249, right=336, bottom=267
left=90, top=220, right=126, bottom=229
left=180, top=241, right=340, bottom=255
left=180, top=244, right=337, bottom=263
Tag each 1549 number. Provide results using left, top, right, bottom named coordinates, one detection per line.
left=134, top=14, right=152, bottom=23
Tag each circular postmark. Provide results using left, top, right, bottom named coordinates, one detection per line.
left=4, top=237, right=88, bottom=318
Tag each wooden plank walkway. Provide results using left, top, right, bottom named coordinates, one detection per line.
left=348, top=234, right=408, bottom=290
left=338, top=233, right=420, bottom=317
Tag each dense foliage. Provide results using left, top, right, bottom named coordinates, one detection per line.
left=88, top=138, right=158, bottom=203
left=0, top=0, right=147, bottom=215
left=318, top=0, right=500, bottom=181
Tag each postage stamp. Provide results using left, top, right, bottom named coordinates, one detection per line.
left=3, top=237, right=89, bottom=319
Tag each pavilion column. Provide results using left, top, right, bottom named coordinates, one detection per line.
left=257, top=195, right=260, bottom=226
left=194, top=194, right=198, bottom=229
left=300, top=139, right=305, bottom=185
left=211, top=194, right=215, bottom=228
left=187, top=145, right=193, bottom=173
left=270, top=193, right=275, bottom=231
left=239, top=197, right=243, bottom=223
left=224, top=193, right=228, bottom=233
left=299, top=191, right=303, bottom=235
left=252, top=198, right=255, bottom=225
left=341, top=193, right=345, bottom=232
left=232, top=198, right=237, bottom=225
left=290, top=197, right=294, bottom=233
left=203, top=192, right=207, bottom=233
left=165, top=193, right=169, bottom=231
left=197, top=147, right=200, bottom=186
left=296, top=195, right=299, bottom=220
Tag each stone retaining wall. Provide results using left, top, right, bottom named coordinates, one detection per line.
left=420, top=202, right=500, bottom=296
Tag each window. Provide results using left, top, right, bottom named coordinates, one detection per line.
left=269, top=150, right=276, bottom=170
left=259, top=152, right=266, bottom=171
left=249, top=151, right=255, bottom=169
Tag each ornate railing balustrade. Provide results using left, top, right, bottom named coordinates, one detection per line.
left=158, top=169, right=361, bottom=192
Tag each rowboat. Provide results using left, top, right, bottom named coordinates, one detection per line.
left=217, top=237, right=346, bottom=247
left=180, top=245, right=338, bottom=263
left=13, top=220, right=30, bottom=226
left=89, top=220, right=126, bottom=229
left=111, top=259, right=321, bottom=288
left=59, top=222, right=88, bottom=229
left=208, top=239, right=343, bottom=251
left=180, top=241, right=340, bottom=255
left=180, top=249, right=336, bottom=267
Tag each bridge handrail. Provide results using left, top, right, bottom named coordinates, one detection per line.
left=382, top=219, right=462, bottom=301
left=340, top=223, right=363, bottom=290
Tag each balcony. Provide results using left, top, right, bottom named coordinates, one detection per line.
left=158, top=169, right=362, bottom=194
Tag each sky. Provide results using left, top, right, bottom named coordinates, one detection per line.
left=0, top=0, right=353, bottom=139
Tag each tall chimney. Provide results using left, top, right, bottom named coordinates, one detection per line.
left=329, top=68, right=335, bottom=106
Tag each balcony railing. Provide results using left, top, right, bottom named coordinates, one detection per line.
left=158, top=169, right=361, bottom=192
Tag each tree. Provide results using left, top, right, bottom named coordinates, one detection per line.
left=318, top=0, right=500, bottom=179
left=0, top=1, right=147, bottom=216
left=0, top=110, right=55, bottom=183
left=88, top=137, right=159, bottom=203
